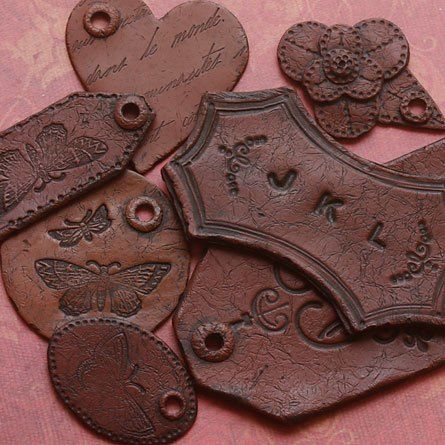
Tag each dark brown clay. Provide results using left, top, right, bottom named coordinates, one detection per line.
left=278, top=19, right=445, bottom=138
left=49, top=318, right=197, bottom=444
left=66, top=0, right=249, bottom=172
left=174, top=143, right=445, bottom=421
left=0, top=92, right=153, bottom=240
left=175, top=246, right=444, bottom=422
left=1, top=171, right=190, bottom=338
left=163, top=88, right=445, bottom=333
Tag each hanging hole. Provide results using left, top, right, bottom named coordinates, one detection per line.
left=159, top=391, right=186, bottom=420
left=400, top=93, right=432, bottom=124
left=408, top=98, right=427, bottom=116
left=135, top=202, right=154, bottom=222
left=83, top=4, right=121, bottom=38
left=125, top=196, right=162, bottom=233
left=191, top=322, right=235, bottom=362
left=164, top=395, right=183, bottom=417
left=90, top=11, right=110, bottom=31
left=122, top=102, right=141, bottom=121
left=205, top=333, right=224, bottom=351
left=114, top=95, right=152, bottom=130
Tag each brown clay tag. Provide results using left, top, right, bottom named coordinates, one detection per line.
left=174, top=139, right=445, bottom=421
left=0, top=92, right=153, bottom=240
left=163, top=88, right=445, bottom=333
left=176, top=246, right=443, bottom=422
left=1, top=170, right=189, bottom=338
left=48, top=318, right=197, bottom=444
left=66, top=0, right=249, bottom=172
left=277, top=19, right=445, bottom=138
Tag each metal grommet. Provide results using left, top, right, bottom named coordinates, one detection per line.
left=83, top=3, right=121, bottom=38
left=114, top=95, right=151, bottom=130
left=125, top=196, right=162, bottom=233
left=159, top=390, right=186, bottom=420
left=400, top=91, right=433, bottom=124
left=191, top=322, right=235, bottom=362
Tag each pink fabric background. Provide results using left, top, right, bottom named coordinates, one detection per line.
left=1, top=1, right=445, bottom=444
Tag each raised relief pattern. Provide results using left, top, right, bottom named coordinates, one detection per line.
left=72, top=331, right=155, bottom=436
left=252, top=289, right=290, bottom=332
left=267, top=170, right=297, bottom=192
left=373, top=328, right=434, bottom=352
left=35, top=259, right=171, bottom=317
left=0, top=124, right=107, bottom=215
left=313, top=192, right=344, bottom=224
left=218, top=136, right=267, bottom=196
left=48, top=205, right=111, bottom=247
left=390, top=221, right=439, bottom=285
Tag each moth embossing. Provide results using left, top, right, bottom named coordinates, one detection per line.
left=390, top=221, right=440, bottom=285
left=74, top=331, right=155, bottom=436
left=48, top=205, right=111, bottom=247
left=0, top=124, right=108, bottom=214
left=218, top=135, right=267, bottom=196
left=35, top=259, right=171, bottom=317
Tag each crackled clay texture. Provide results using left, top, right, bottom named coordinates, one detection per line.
left=0, top=93, right=153, bottom=239
left=2, top=1, right=445, bottom=444
left=1, top=170, right=190, bottom=338
left=66, top=0, right=249, bottom=172
left=164, top=88, right=445, bottom=333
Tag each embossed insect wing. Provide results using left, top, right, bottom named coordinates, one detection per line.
left=48, top=319, right=197, bottom=444
left=2, top=171, right=189, bottom=337
left=78, top=331, right=155, bottom=436
left=48, top=205, right=111, bottom=247
left=0, top=124, right=107, bottom=214
left=35, top=259, right=171, bottom=317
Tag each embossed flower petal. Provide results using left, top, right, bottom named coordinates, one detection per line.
left=345, top=57, right=383, bottom=100
left=278, top=21, right=327, bottom=82
left=303, top=59, right=343, bottom=102
left=355, top=18, right=409, bottom=79
left=314, top=98, right=378, bottom=138
left=319, top=24, right=362, bottom=56
left=378, top=69, right=445, bottom=129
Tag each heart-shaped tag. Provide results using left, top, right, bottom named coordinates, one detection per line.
left=66, top=0, right=249, bottom=172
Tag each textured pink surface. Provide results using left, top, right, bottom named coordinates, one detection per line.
left=1, top=1, right=445, bottom=444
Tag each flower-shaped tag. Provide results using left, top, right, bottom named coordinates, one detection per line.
left=278, top=19, right=445, bottom=138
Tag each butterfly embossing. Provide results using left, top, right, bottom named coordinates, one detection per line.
left=48, top=205, right=111, bottom=247
left=0, top=124, right=108, bottom=214
left=74, top=331, right=155, bottom=437
left=35, top=259, right=171, bottom=317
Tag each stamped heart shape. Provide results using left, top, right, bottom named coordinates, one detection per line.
left=66, top=0, right=249, bottom=172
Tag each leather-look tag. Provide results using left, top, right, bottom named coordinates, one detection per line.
left=164, top=88, right=445, bottom=333
left=66, top=0, right=248, bottom=172
left=0, top=92, right=153, bottom=240
left=49, top=318, right=197, bottom=444
left=278, top=19, right=445, bottom=138
left=1, top=171, right=190, bottom=338
left=173, top=142, right=445, bottom=421
left=176, top=246, right=443, bottom=422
